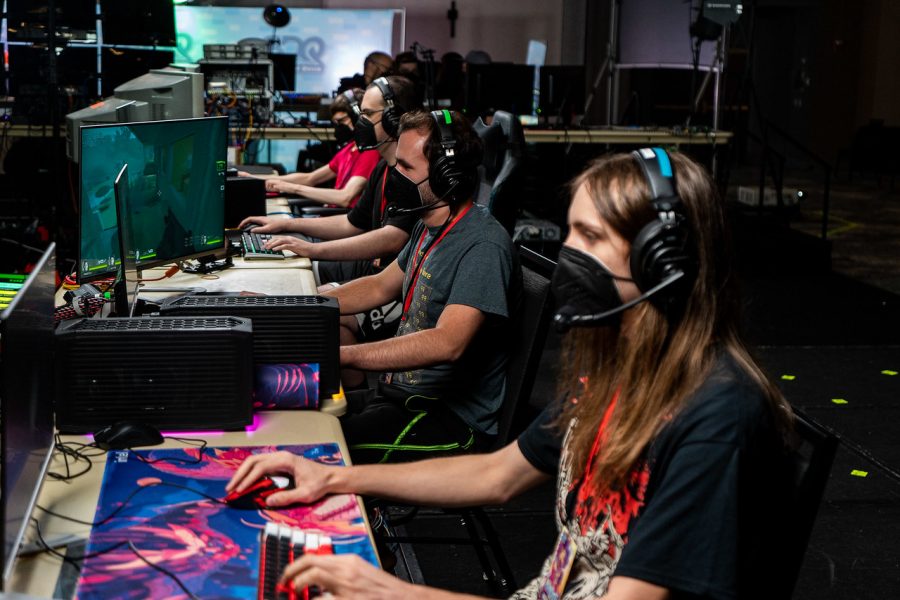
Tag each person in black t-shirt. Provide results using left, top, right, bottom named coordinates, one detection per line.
left=227, top=150, right=795, bottom=600
left=239, top=76, right=420, bottom=343
left=238, top=76, right=420, bottom=281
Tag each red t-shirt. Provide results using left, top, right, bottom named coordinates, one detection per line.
left=328, top=143, right=380, bottom=208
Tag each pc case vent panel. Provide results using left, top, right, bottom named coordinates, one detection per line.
left=55, top=317, right=253, bottom=432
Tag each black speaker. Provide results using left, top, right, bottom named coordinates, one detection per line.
left=157, top=295, right=341, bottom=398
left=55, top=316, right=254, bottom=433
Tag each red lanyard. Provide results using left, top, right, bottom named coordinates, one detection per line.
left=573, top=390, right=619, bottom=522
left=401, top=204, right=472, bottom=321
left=378, top=166, right=389, bottom=220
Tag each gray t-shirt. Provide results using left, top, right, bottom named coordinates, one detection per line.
left=382, top=204, right=520, bottom=435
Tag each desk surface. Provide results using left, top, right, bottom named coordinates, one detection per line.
left=8, top=412, right=368, bottom=598
left=239, top=125, right=732, bottom=145
left=138, top=257, right=316, bottom=296
left=6, top=123, right=731, bottom=145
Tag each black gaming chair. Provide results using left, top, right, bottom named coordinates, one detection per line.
left=774, top=409, right=839, bottom=598
left=473, top=110, right=526, bottom=236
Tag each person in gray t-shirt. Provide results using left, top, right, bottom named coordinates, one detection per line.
left=323, top=109, right=521, bottom=464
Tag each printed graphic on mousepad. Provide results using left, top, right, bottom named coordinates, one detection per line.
left=254, top=363, right=320, bottom=409
left=74, top=444, right=376, bottom=600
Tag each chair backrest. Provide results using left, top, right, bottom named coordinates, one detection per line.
left=776, top=409, right=839, bottom=598
left=473, top=110, right=526, bottom=236
left=492, top=246, right=556, bottom=449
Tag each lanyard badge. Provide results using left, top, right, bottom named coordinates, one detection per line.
left=538, top=525, right=577, bottom=600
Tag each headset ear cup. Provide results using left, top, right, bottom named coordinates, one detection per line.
left=428, top=155, right=453, bottom=200
left=630, top=221, right=691, bottom=294
left=382, top=106, right=400, bottom=138
left=430, top=155, right=477, bottom=204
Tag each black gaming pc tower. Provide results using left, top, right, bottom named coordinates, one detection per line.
left=55, top=316, right=254, bottom=432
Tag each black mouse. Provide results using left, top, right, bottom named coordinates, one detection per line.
left=223, top=475, right=294, bottom=510
left=93, top=421, right=164, bottom=450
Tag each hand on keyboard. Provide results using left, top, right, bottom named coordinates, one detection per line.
left=280, top=553, right=414, bottom=599
left=242, top=230, right=286, bottom=260
left=263, top=235, right=315, bottom=259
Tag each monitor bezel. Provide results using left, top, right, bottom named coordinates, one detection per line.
left=77, top=115, right=229, bottom=282
left=0, top=243, right=57, bottom=589
left=113, top=164, right=142, bottom=317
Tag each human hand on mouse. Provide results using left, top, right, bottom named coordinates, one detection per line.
left=226, top=451, right=336, bottom=507
left=237, top=215, right=284, bottom=234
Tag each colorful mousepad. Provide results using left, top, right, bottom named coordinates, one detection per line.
left=253, top=363, right=320, bottom=410
left=74, top=444, right=376, bottom=600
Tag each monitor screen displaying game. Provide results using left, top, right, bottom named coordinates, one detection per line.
left=78, top=116, right=228, bottom=282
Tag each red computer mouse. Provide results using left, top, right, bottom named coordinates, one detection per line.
left=223, top=475, right=294, bottom=509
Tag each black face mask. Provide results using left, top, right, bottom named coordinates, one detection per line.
left=334, top=123, right=354, bottom=147
left=386, top=166, right=428, bottom=209
left=354, top=116, right=385, bottom=151
left=551, top=245, right=634, bottom=328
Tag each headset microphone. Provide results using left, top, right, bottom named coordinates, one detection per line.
left=553, top=270, right=685, bottom=332
left=384, top=178, right=460, bottom=218
left=385, top=199, right=449, bottom=218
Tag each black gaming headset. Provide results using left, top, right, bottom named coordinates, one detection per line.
left=372, top=77, right=405, bottom=139
left=341, top=89, right=361, bottom=126
left=428, top=109, right=478, bottom=205
left=629, top=147, right=695, bottom=303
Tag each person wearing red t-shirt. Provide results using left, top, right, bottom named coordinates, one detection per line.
left=238, top=89, right=378, bottom=208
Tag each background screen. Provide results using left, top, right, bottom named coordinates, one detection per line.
left=174, top=6, right=396, bottom=95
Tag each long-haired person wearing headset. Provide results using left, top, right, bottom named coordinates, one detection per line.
left=227, top=149, right=794, bottom=600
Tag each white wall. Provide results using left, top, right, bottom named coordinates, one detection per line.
left=322, top=0, right=564, bottom=64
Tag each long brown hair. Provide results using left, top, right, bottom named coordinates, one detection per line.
left=557, top=151, right=792, bottom=492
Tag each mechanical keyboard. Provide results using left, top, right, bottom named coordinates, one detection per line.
left=258, top=523, right=332, bottom=600
left=242, top=230, right=285, bottom=260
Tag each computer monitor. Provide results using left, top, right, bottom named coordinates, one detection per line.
left=0, top=243, right=56, bottom=589
left=114, top=68, right=204, bottom=122
left=464, top=63, right=535, bottom=118
left=100, top=48, right=176, bottom=97
left=113, top=164, right=141, bottom=317
left=66, top=67, right=204, bottom=163
left=538, top=65, right=586, bottom=122
left=78, top=117, right=228, bottom=282
left=100, top=0, right=176, bottom=47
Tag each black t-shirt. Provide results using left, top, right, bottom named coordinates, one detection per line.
left=345, top=159, right=420, bottom=268
left=514, top=356, right=792, bottom=600
left=346, top=160, right=419, bottom=235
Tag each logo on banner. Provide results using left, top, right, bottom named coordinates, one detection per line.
left=282, top=36, right=326, bottom=73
